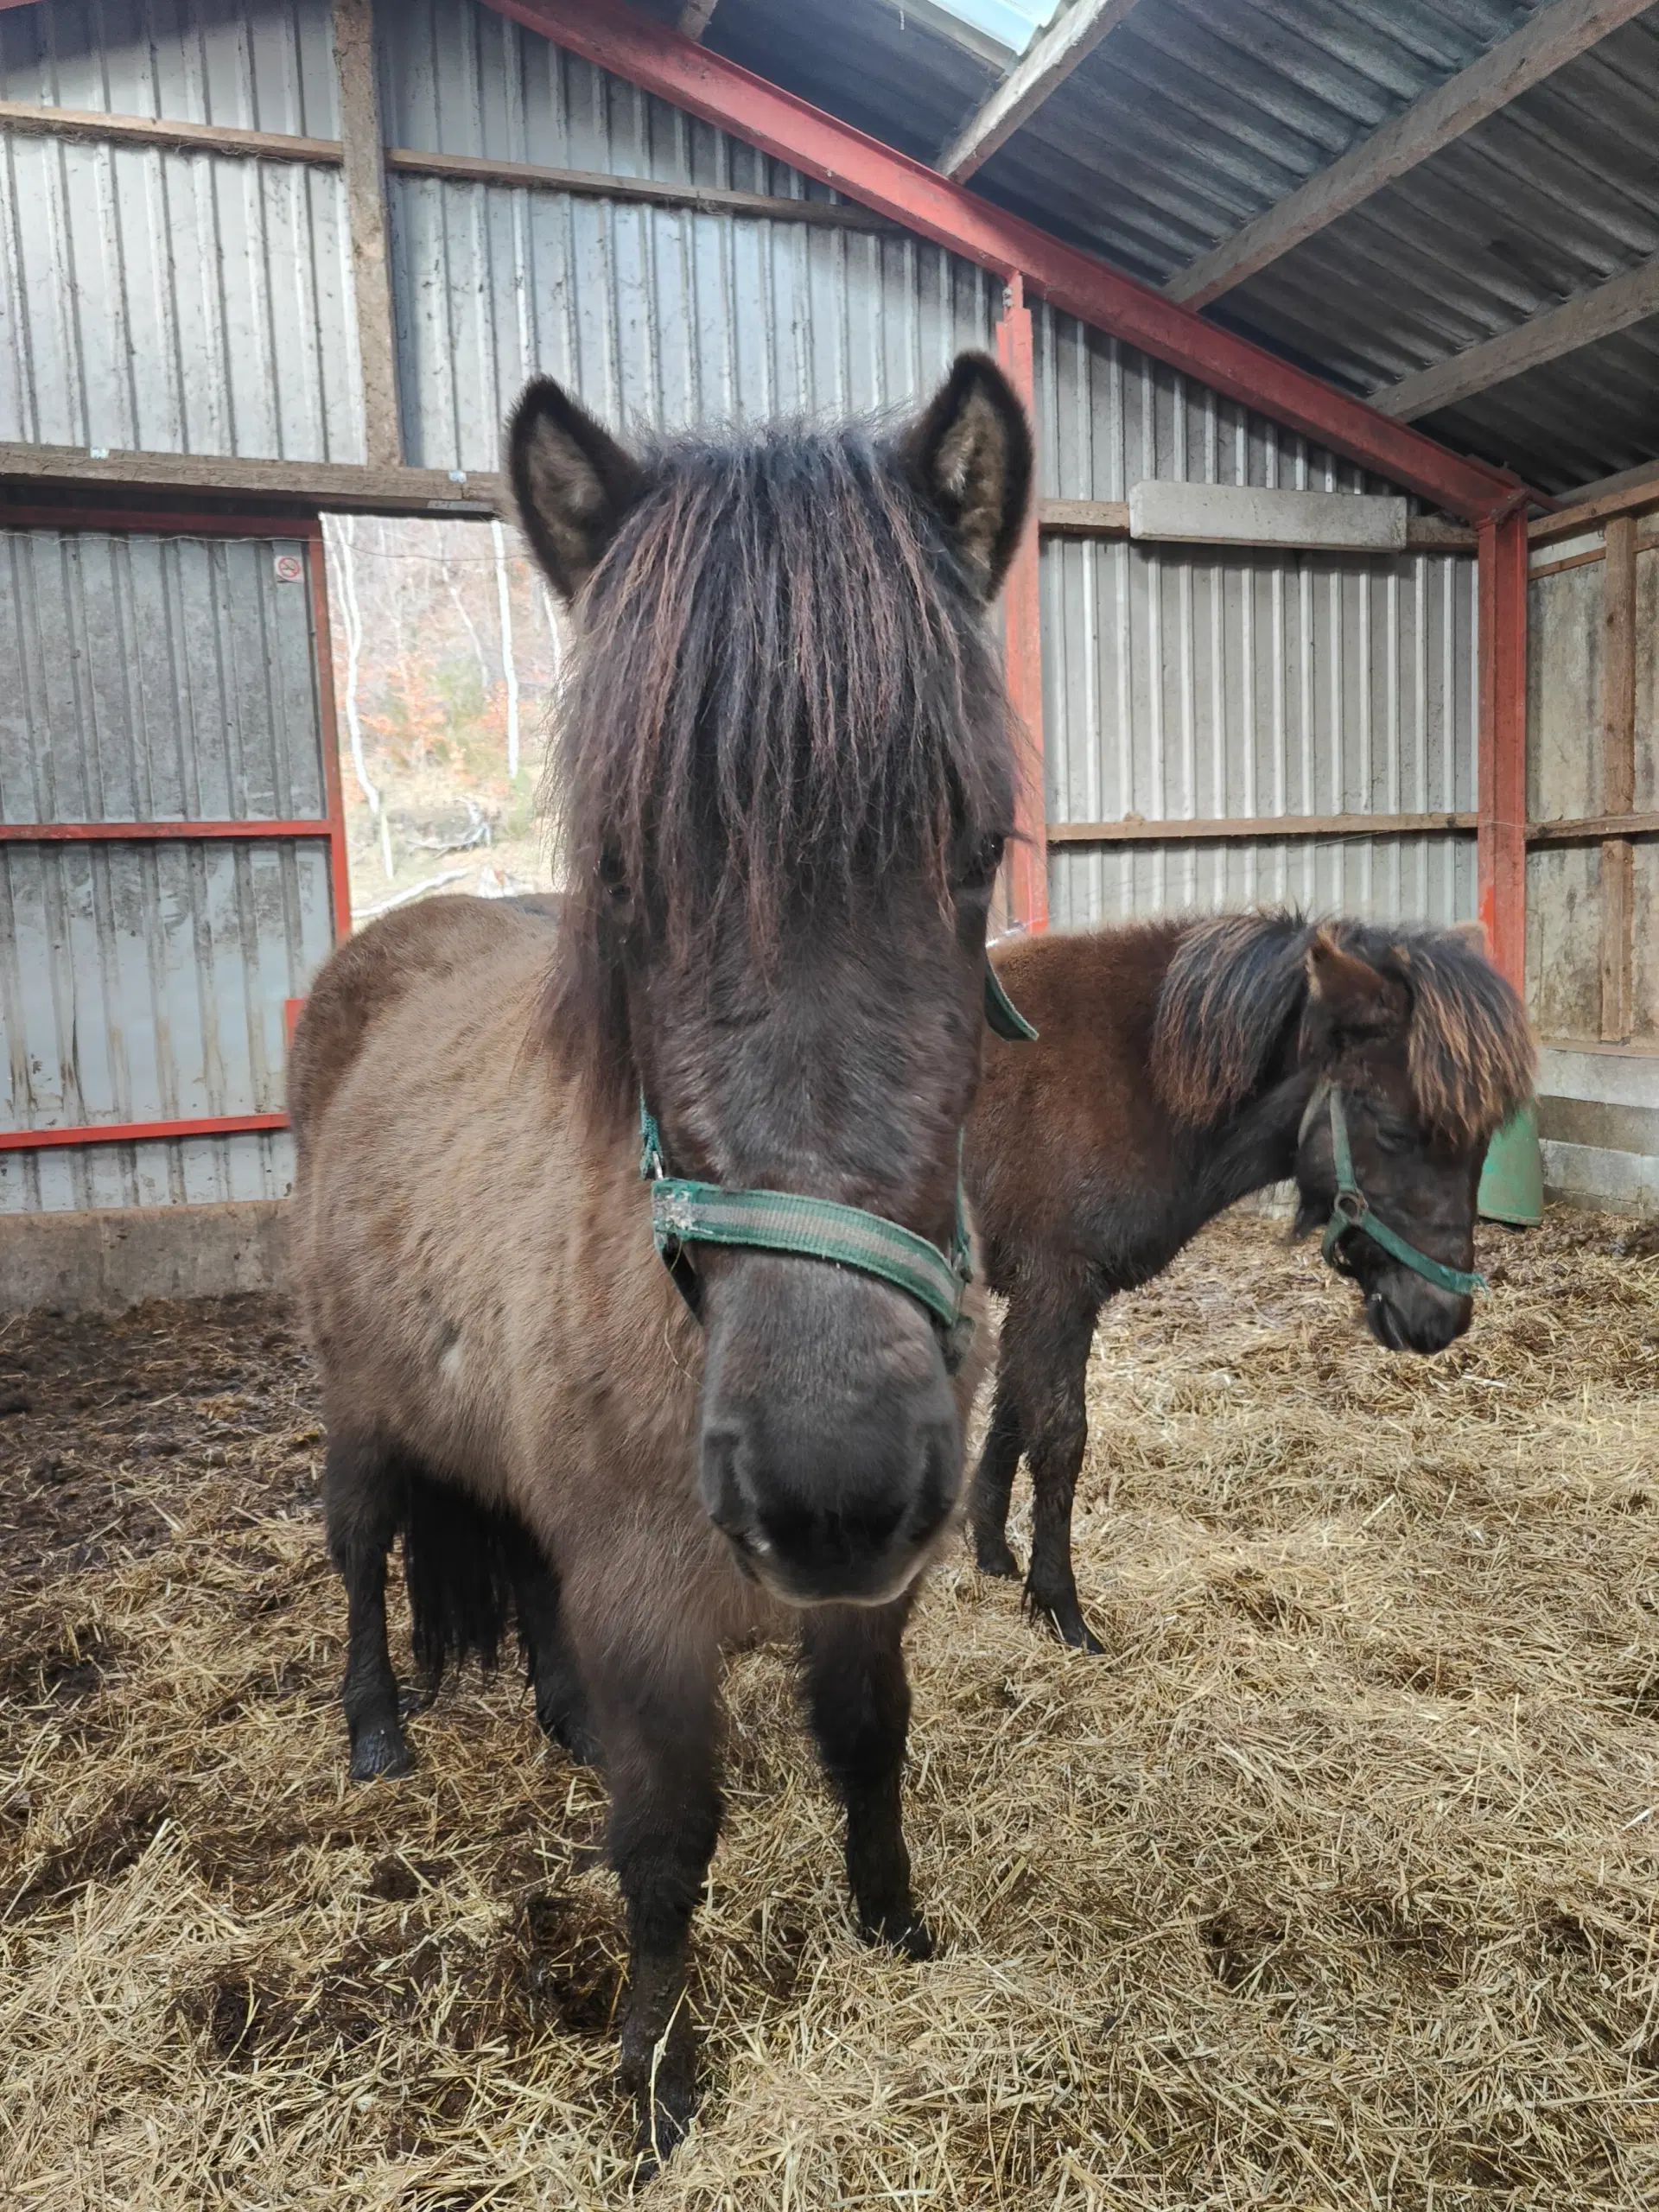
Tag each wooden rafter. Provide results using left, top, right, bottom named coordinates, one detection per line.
left=677, top=0, right=720, bottom=39
left=1375, top=250, right=1659, bottom=421
left=1166, top=0, right=1653, bottom=309
left=938, top=0, right=1141, bottom=182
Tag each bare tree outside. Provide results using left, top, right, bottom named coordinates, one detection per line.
left=321, top=515, right=566, bottom=925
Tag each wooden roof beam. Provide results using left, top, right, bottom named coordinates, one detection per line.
left=938, top=0, right=1141, bottom=182
left=1166, top=0, right=1654, bottom=309
left=1374, top=250, right=1659, bottom=421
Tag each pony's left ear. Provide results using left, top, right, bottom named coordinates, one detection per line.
left=505, top=377, right=648, bottom=602
left=899, top=351, right=1033, bottom=601
left=1305, top=931, right=1408, bottom=1039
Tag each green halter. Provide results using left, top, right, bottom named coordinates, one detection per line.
left=1309, top=1084, right=1487, bottom=1300
left=639, top=954, right=1035, bottom=1372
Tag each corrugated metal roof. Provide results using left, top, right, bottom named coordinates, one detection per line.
left=702, top=0, right=1659, bottom=494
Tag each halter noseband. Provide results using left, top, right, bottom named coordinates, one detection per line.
left=1301, top=1082, right=1486, bottom=1300
left=639, top=956, right=1035, bottom=1374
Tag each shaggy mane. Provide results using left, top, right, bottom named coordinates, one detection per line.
left=1151, top=911, right=1534, bottom=1146
left=1149, top=911, right=1312, bottom=1126
left=542, top=417, right=1017, bottom=1106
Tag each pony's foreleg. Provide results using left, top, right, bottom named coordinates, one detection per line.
left=322, top=1430, right=411, bottom=1780
left=1016, top=1294, right=1103, bottom=1654
left=967, top=1372, right=1024, bottom=1578
left=800, top=1597, right=931, bottom=1960
left=585, top=1640, right=722, bottom=2167
left=509, top=1550, right=601, bottom=1766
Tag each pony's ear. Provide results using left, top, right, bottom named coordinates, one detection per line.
left=505, top=377, right=648, bottom=602
left=1305, top=931, right=1408, bottom=1039
left=899, top=351, right=1033, bottom=601
left=1448, top=918, right=1488, bottom=954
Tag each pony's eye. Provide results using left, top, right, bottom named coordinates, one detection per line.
left=1373, top=1119, right=1416, bottom=1154
left=957, top=835, right=1006, bottom=893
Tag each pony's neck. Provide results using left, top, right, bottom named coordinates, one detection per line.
left=1186, top=1063, right=1317, bottom=1221
left=1176, top=966, right=1316, bottom=1225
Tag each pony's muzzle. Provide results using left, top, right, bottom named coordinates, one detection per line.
left=701, top=1411, right=958, bottom=1606
left=696, top=1257, right=963, bottom=1605
left=1364, top=1267, right=1472, bottom=1354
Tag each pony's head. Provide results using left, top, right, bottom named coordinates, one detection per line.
left=1153, top=912, right=1534, bottom=1354
left=510, top=355, right=1031, bottom=1606
left=1291, top=924, right=1533, bottom=1351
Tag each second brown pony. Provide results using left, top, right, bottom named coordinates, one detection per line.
left=967, top=912, right=1535, bottom=1649
left=289, top=355, right=1033, bottom=2160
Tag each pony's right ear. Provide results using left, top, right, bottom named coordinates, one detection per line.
left=505, top=378, right=647, bottom=602
left=899, top=351, right=1033, bottom=601
left=1305, top=930, right=1408, bottom=1039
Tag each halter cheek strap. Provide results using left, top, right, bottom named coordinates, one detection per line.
left=1303, top=1082, right=1487, bottom=1300
left=637, top=955, right=1035, bottom=1374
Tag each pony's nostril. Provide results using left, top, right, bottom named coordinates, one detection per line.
left=700, top=1426, right=750, bottom=1536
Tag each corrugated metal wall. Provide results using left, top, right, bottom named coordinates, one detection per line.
left=1034, top=310, right=1478, bottom=933
left=0, top=0, right=361, bottom=461
left=378, top=0, right=1478, bottom=932
left=0, top=524, right=334, bottom=1214
left=0, top=0, right=1484, bottom=1235
left=379, top=3, right=1000, bottom=466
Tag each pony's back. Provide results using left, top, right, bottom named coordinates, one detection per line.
left=288, top=896, right=552, bottom=1154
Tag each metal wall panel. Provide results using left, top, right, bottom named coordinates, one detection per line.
left=0, top=0, right=339, bottom=131
left=1, top=528, right=326, bottom=824
left=0, top=0, right=353, bottom=463
left=1034, top=308, right=1479, bottom=933
left=0, top=131, right=361, bottom=461
left=1, top=524, right=334, bottom=1215
left=380, top=5, right=998, bottom=467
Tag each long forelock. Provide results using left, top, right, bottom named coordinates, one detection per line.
left=546, top=419, right=1014, bottom=980
left=1368, top=928, right=1536, bottom=1148
left=1150, top=910, right=1314, bottom=1126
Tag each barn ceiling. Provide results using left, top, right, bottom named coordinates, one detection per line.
left=664, top=0, right=1659, bottom=500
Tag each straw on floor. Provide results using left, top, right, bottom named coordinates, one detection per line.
left=3, top=1206, right=1656, bottom=2208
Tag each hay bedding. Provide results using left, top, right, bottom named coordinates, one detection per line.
left=2, top=1212, right=1657, bottom=2210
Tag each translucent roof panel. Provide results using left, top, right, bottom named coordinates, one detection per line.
left=926, top=0, right=1063, bottom=58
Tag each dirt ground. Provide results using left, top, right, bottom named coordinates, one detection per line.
left=3, top=1209, right=1657, bottom=2209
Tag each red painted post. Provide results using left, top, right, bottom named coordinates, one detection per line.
left=995, top=274, right=1048, bottom=933
left=1477, top=511, right=1528, bottom=997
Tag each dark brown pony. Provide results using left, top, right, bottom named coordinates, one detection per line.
left=966, top=912, right=1535, bottom=1649
left=288, top=354, right=1032, bottom=2160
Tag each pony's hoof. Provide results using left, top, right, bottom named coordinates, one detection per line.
left=863, top=1910, right=934, bottom=1962
left=348, top=1724, right=413, bottom=1781
left=971, top=1531, right=1021, bottom=1580
left=622, top=2054, right=696, bottom=2177
left=1027, top=1592, right=1105, bottom=1656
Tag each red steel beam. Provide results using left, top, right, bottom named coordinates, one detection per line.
left=995, top=275, right=1047, bottom=932
left=0, top=1113, right=289, bottom=1151
left=0, top=819, right=333, bottom=840
left=483, top=0, right=1530, bottom=524
left=1477, top=511, right=1528, bottom=997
